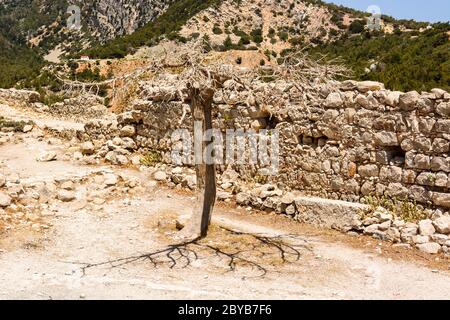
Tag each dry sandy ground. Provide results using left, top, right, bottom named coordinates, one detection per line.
left=1, top=106, right=450, bottom=300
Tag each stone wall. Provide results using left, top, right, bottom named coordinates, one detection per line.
left=0, top=89, right=40, bottom=107
left=84, top=75, right=450, bottom=211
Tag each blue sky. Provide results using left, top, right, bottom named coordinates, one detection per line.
left=323, top=0, right=450, bottom=23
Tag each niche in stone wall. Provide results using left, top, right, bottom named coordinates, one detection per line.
left=298, top=134, right=329, bottom=148
left=377, top=146, right=406, bottom=166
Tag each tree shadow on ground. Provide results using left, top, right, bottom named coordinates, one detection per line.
left=73, top=225, right=312, bottom=278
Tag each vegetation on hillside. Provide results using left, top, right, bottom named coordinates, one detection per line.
left=0, top=0, right=68, bottom=88
left=0, top=34, right=43, bottom=88
left=82, top=0, right=224, bottom=59
left=306, top=23, right=450, bottom=92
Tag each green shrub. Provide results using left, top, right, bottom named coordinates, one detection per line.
left=140, top=150, right=162, bottom=166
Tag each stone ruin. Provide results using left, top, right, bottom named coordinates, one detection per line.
left=83, top=74, right=450, bottom=210
left=2, top=63, right=450, bottom=254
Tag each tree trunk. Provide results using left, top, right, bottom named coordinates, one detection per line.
left=184, top=83, right=216, bottom=239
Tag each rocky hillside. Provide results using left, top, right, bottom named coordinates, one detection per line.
left=0, top=0, right=173, bottom=87
left=1, top=0, right=173, bottom=47
left=179, top=0, right=342, bottom=52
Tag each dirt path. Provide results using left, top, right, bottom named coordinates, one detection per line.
left=0, top=104, right=85, bottom=133
left=1, top=107, right=450, bottom=300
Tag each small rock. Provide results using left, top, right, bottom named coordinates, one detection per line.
left=412, top=235, right=429, bottom=244
left=0, top=192, right=12, bottom=207
left=280, top=192, right=295, bottom=205
left=22, top=125, right=33, bottom=133
left=285, top=205, right=296, bottom=215
left=154, top=171, right=167, bottom=181
left=363, top=224, right=380, bottom=235
left=325, top=92, right=343, bottom=108
left=356, top=81, right=384, bottom=93
left=392, top=243, right=411, bottom=250
left=431, top=88, right=446, bottom=99
left=60, top=181, right=75, bottom=191
left=73, top=151, right=83, bottom=160
left=93, top=198, right=106, bottom=205
left=57, top=190, right=76, bottom=202
left=217, top=191, right=232, bottom=200
left=37, top=151, right=57, bottom=162
left=221, top=182, right=233, bottom=190
left=80, top=142, right=95, bottom=155
left=363, top=217, right=379, bottom=226
left=0, top=174, right=5, bottom=188
left=399, top=91, right=420, bottom=110
left=131, top=155, right=141, bottom=166
left=40, top=210, right=55, bottom=217
left=182, top=175, right=196, bottom=190
left=378, top=220, right=391, bottom=231
left=105, top=151, right=118, bottom=164
left=120, top=125, right=136, bottom=137
left=393, top=219, right=406, bottom=228
left=104, top=174, right=118, bottom=186
left=116, top=155, right=129, bottom=165
left=373, top=207, right=393, bottom=222
left=385, top=228, right=400, bottom=242
left=171, top=167, right=183, bottom=175
left=416, top=242, right=441, bottom=254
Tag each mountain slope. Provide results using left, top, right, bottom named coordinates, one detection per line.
left=0, top=0, right=448, bottom=92
left=307, top=23, right=450, bottom=92
left=0, top=0, right=173, bottom=87
left=84, top=0, right=223, bottom=58
left=83, top=0, right=449, bottom=92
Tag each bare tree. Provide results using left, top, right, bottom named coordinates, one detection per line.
left=53, top=40, right=349, bottom=239
left=181, top=82, right=217, bottom=239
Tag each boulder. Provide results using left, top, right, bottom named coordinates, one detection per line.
left=385, top=91, right=401, bottom=107
left=412, top=235, right=429, bottom=244
left=374, top=131, right=398, bottom=146
left=356, top=81, right=384, bottom=93
left=236, top=192, right=251, bottom=205
left=358, top=164, right=379, bottom=178
left=399, top=91, right=420, bottom=111
left=436, top=102, right=450, bottom=117
left=325, top=92, right=343, bottom=108
left=416, top=242, right=441, bottom=254
left=418, top=219, right=436, bottom=236
left=433, top=216, right=450, bottom=234
left=120, top=125, right=136, bottom=137
left=431, top=88, right=446, bottom=99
